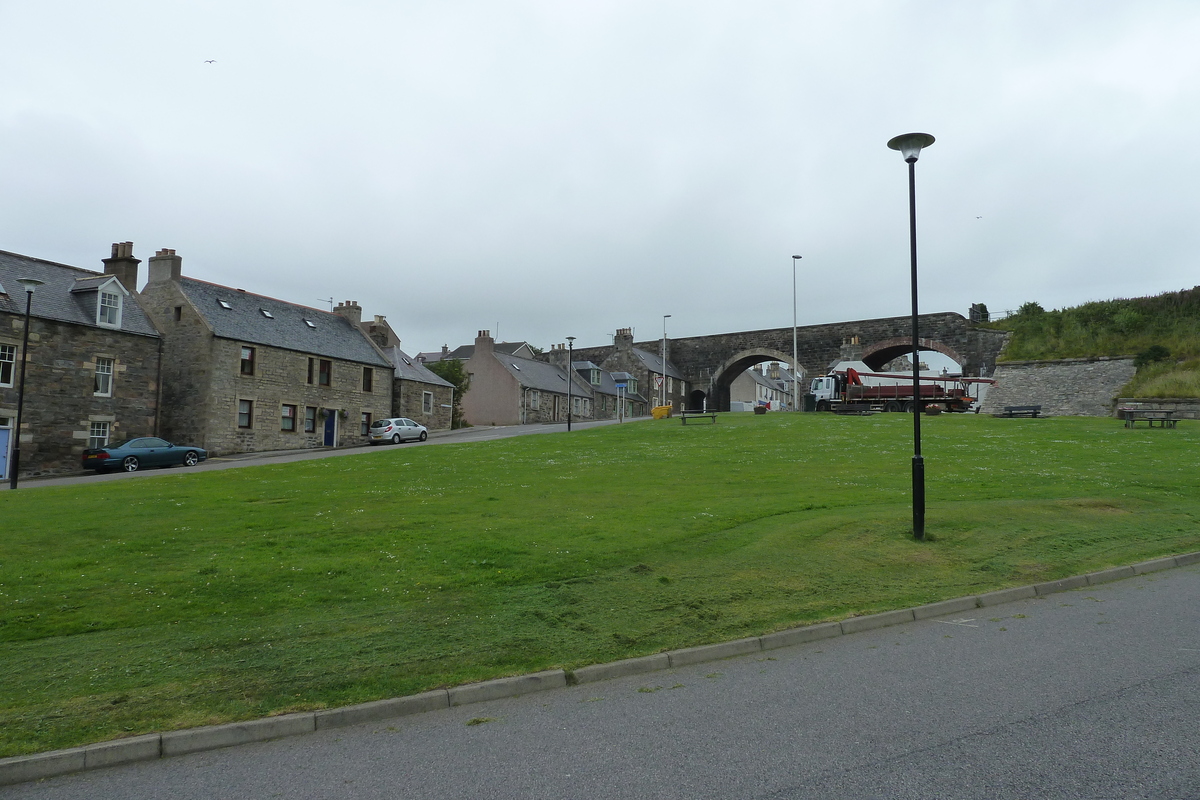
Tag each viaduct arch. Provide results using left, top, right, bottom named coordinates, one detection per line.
left=568, top=311, right=1009, bottom=412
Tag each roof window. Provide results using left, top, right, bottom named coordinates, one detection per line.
left=303, top=319, right=316, bottom=329
left=218, top=299, right=233, bottom=310
left=260, top=309, right=274, bottom=319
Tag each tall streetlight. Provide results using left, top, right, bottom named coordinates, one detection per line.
left=565, top=336, right=575, bottom=431
left=887, top=131, right=935, bottom=540
left=9, top=277, right=45, bottom=490
left=791, top=255, right=802, bottom=411
left=661, top=314, right=671, bottom=410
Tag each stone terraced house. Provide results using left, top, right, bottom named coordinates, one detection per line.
left=137, top=249, right=393, bottom=455
left=358, top=313, right=455, bottom=431
left=461, top=331, right=593, bottom=426
left=0, top=243, right=161, bottom=479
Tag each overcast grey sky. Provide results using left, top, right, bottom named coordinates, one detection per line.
left=2, top=2, right=1197, bottom=355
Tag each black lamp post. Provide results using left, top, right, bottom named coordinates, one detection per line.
left=565, top=336, right=575, bottom=431
left=791, top=255, right=802, bottom=411
left=887, top=132, right=935, bottom=540
left=9, top=277, right=45, bottom=490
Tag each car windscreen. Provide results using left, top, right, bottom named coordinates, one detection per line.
left=369, top=420, right=393, bottom=429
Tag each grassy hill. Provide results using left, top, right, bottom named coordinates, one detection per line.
left=983, top=287, right=1200, bottom=398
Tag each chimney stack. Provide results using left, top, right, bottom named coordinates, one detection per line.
left=147, top=248, right=183, bottom=284
left=474, top=330, right=494, bottom=356
left=614, top=327, right=634, bottom=351
left=102, top=242, right=141, bottom=291
left=333, top=300, right=362, bottom=326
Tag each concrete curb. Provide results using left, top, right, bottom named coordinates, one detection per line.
left=4, top=549, right=1198, bottom=787
left=572, top=654, right=671, bottom=684
left=448, top=670, right=567, bottom=706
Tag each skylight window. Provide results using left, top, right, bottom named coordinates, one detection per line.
left=511, top=363, right=521, bottom=370
left=260, top=309, right=274, bottom=319
left=218, top=299, right=233, bottom=310
left=303, top=319, right=316, bottom=329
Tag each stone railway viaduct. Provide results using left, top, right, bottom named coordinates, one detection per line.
left=569, top=311, right=1009, bottom=412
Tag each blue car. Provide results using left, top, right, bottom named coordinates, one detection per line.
left=82, top=437, right=208, bottom=473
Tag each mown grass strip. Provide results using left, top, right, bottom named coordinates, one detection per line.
left=2, top=413, right=1198, bottom=756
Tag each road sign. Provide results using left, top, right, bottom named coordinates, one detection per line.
left=654, top=375, right=664, bottom=389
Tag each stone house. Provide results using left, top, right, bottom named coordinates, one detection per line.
left=730, top=362, right=798, bottom=410
left=0, top=244, right=161, bottom=479
left=593, top=328, right=681, bottom=414
left=137, top=249, right=393, bottom=455
left=358, top=314, right=455, bottom=431
left=461, top=331, right=592, bottom=426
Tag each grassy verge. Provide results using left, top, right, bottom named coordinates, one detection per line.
left=2, top=413, right=1198, bottom=756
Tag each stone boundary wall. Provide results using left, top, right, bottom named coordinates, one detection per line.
left=1115, top=398, right=1200, bottom=420
left=980, top=357, right=1136, bottom=417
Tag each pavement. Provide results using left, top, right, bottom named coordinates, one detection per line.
left=3, top=555, right=1199, bottom=798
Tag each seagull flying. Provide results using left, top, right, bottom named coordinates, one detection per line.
left=204, top=60, right=216, bottom=64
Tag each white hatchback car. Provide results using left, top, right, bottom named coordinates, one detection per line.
left=368, top=417, right=429, bottom=444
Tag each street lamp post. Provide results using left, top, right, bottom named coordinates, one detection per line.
left=9, top=277, right=45, bottom=490
left=791, top=255, right=802, bottom=411
left=565, top=336, right=575, bottom=432
left=887, top=132, right=935, bottom=540
left=661, top=314, right=671, bottom=410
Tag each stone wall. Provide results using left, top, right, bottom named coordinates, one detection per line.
left=980, top=357, right=1136, bottom=417
left=0, top=313, right=160, bottom=476
left=394, top=379, right=453, bottom=430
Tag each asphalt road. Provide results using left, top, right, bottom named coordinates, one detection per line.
left=3, top=417, right=637, bottom=491
left=5, top=565, right=1198, bottom=799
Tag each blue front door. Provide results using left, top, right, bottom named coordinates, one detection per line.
left=323, top=410, right=336, bottom=446
left=0, top=427, right=9, bottom=481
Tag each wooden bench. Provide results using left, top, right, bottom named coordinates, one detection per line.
left=1119, top=408, right=1177, bottom=429
left=680, top=412, right=718, bottom=425
left=995, top=405, right=1042, bottom=418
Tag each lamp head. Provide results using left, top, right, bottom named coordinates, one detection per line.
left=792, top=255, right=802, bottom=260
left=887, top=132, right=935, bottom=163
left=16, top=277, right=46, bottom=293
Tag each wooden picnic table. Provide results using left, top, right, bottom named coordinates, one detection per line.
left=1119, top=408, right=1178, bottom=428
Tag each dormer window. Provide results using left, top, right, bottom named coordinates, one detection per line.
left=590, top=369, right=601, bottom=385
left=98, top=291, right=122, bottom=328
left=218, top=299, right=233, bottom=310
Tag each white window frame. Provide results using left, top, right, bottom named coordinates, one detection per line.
left=93, top=357, right=114, bottom=397
left=88, top=421, right=110, bottom=449
left=98, top=290, right=122, bottom=328
left=0, top=344, right=14, bottom=388
left=530, top=390, right=540, bottom=410
left=422, top=391, right=434, bottom=414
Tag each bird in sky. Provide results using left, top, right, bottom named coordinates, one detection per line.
left=204, top=59, right=216, bottom=64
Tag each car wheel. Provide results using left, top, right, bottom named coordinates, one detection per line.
left=418, top=431, right=428, bottom=441
left=815, top=400, right=831, bottom=413
left=122, top=456, right=140, bottom=472
left=183, top=451, right=200, bottom=467
left=392, top=434, right=401, bottom=444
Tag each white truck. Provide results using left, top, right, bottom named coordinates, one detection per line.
left=808, top=361, right=993, bottom=413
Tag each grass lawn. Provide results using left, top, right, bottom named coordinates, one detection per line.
left=2, top=413, right=1198, bottom=757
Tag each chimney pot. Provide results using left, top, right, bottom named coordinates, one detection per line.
left=102, top=241, right=142, bottom=291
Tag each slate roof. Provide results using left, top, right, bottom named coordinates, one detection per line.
left=493, top=353, right=592, bottom=396
left=382, top=345, right=454, bottom=388
left=571, top=361, right=624, bottom=398
left=0, top=249, right=159, bottom=337
left=632, top=347, right=685, bottom=380
left=439, top=341, right=536, bottom=361
left=178, top=278, right=391, bottom=367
